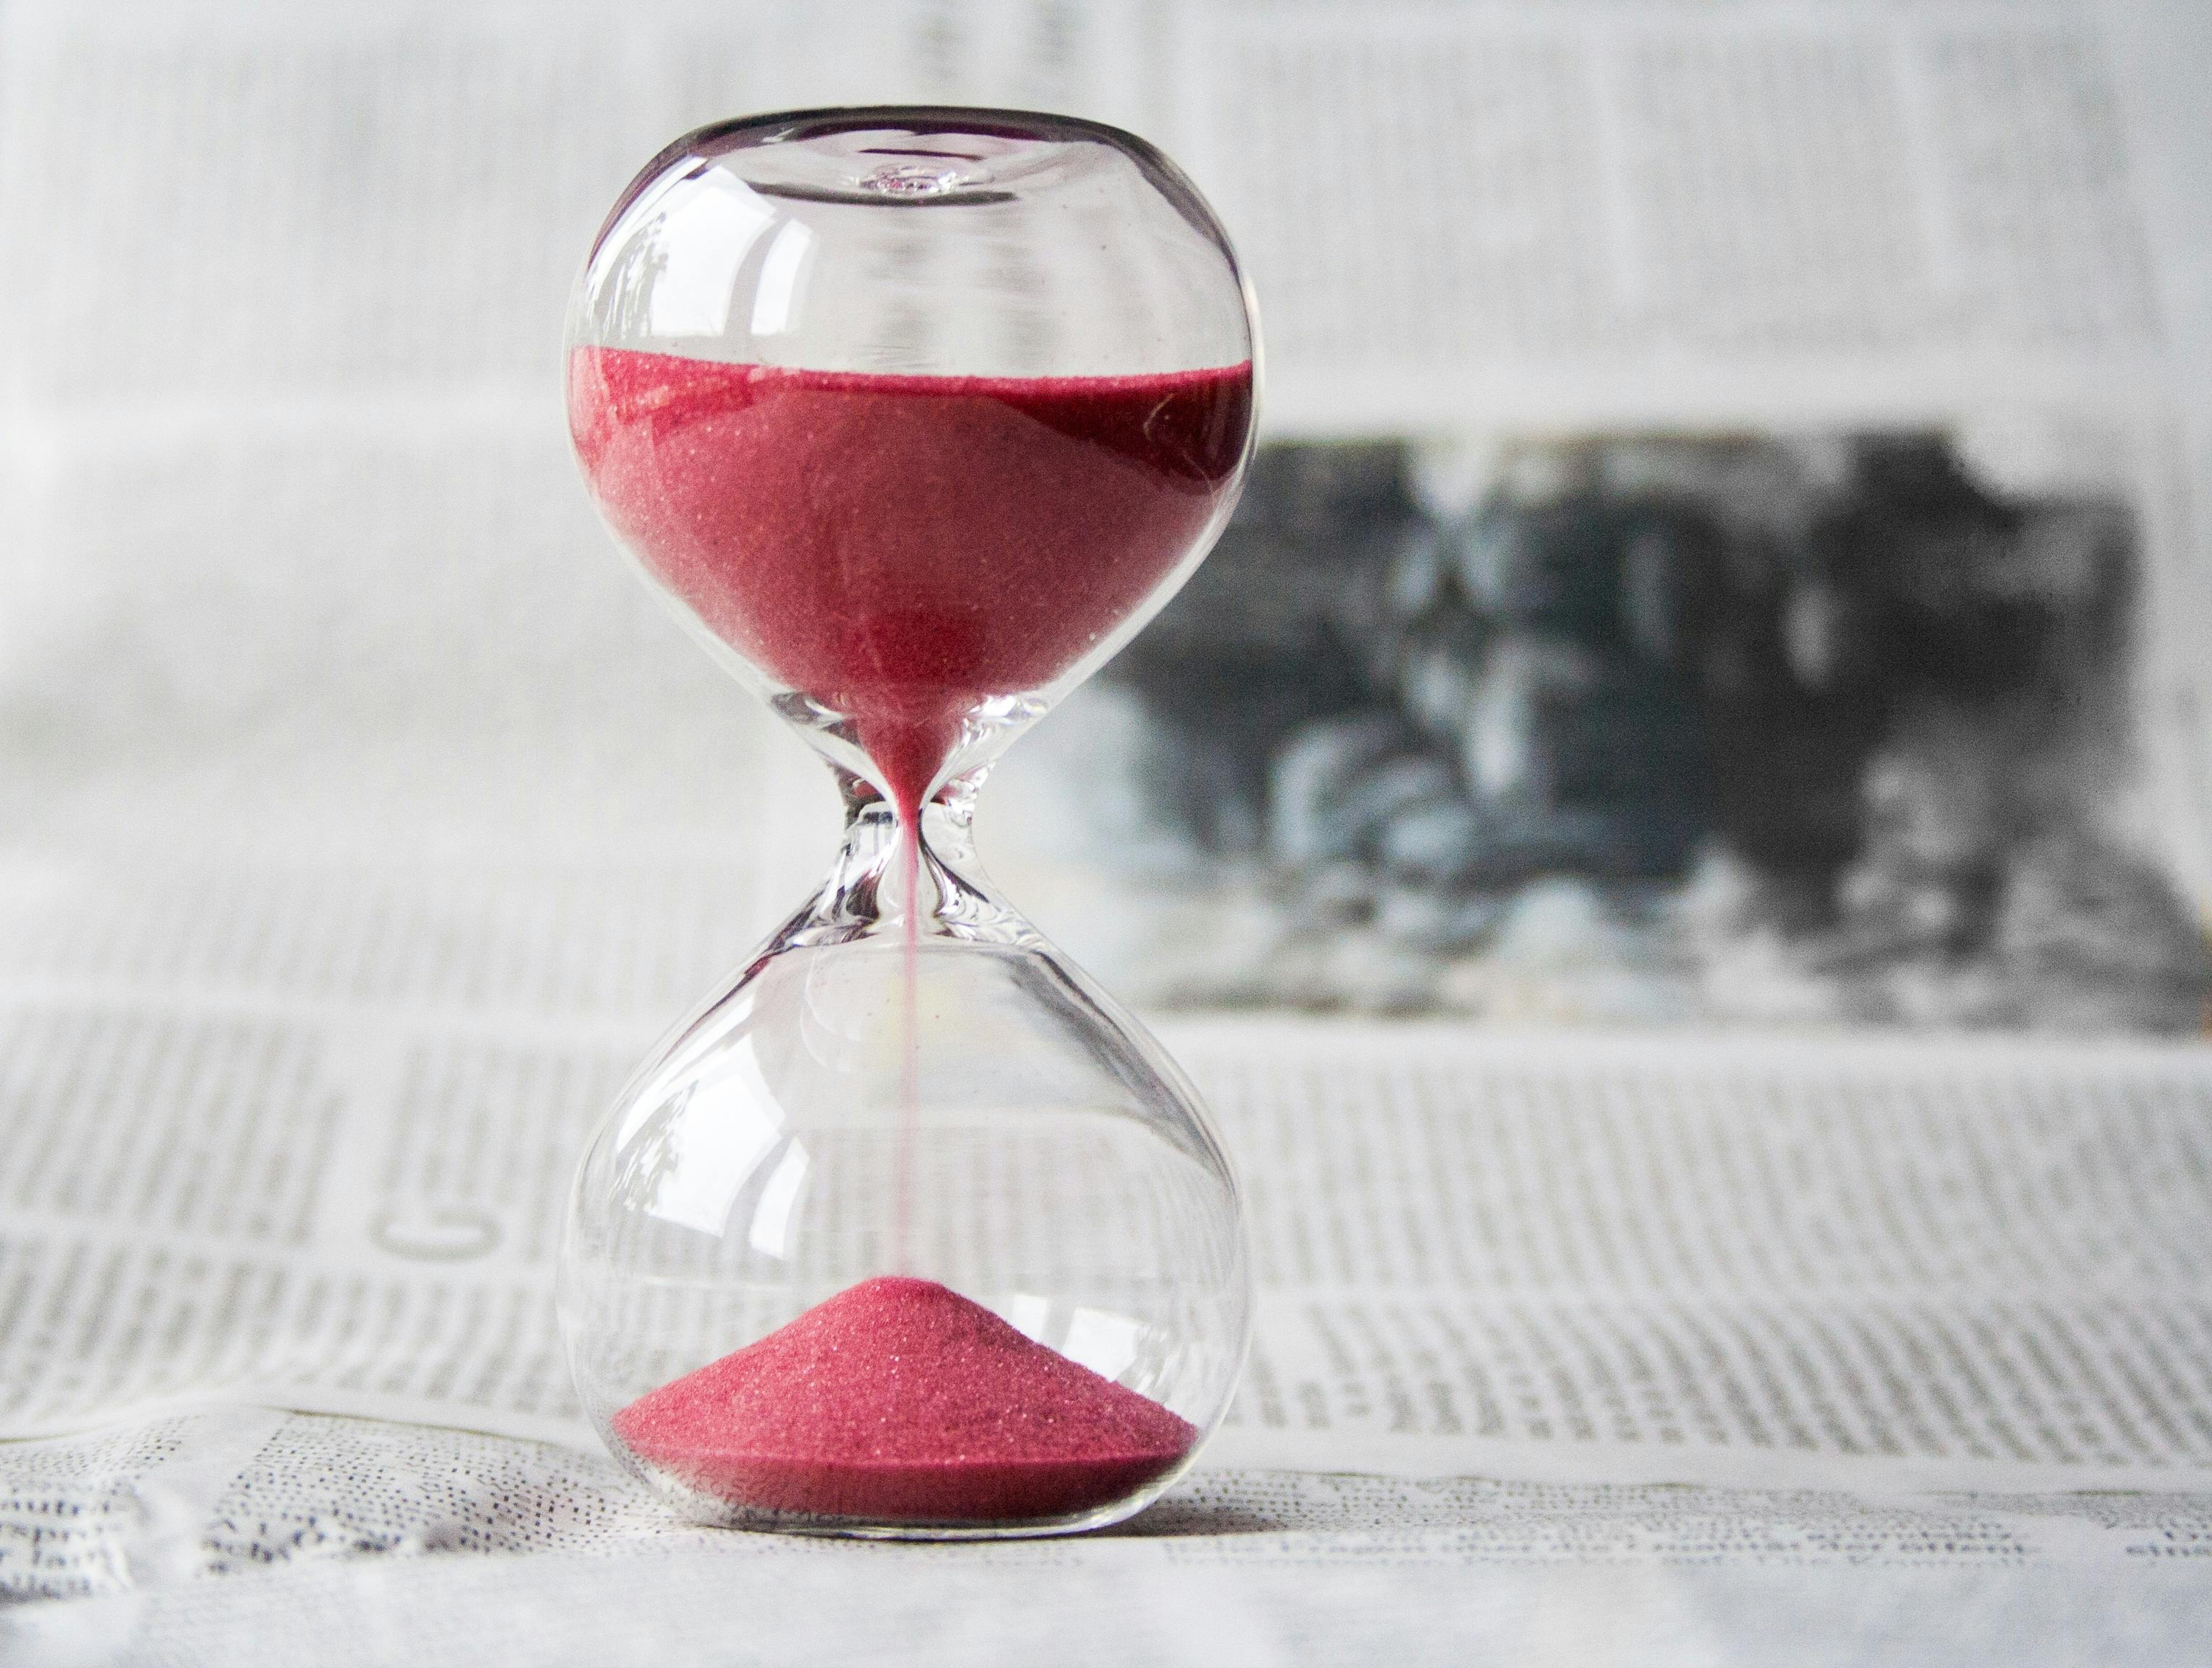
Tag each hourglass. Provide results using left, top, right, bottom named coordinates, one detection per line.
left=557, top=108, right=1259, bottom=1537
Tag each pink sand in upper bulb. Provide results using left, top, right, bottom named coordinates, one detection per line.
left=610, top=1277, right=1196, bottom=1524
left=567, top=348, right=1252, bottom=820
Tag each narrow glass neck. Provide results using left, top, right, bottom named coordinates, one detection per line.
left=776, top=767, right=1034, bottom=951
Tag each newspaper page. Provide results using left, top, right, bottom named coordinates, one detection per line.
left=7, top=973, right=2212, bottom=1544
left=4, top=0, right=2212, bottom=1655
left=10, top=1483, right=2211, bottom=1668
left=8, top=985, right=2212, bottom=1654
left=9, top=1420, right=2212, bottom=1668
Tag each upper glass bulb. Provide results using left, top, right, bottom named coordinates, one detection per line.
left=566, top=106, right=1257, bottom=813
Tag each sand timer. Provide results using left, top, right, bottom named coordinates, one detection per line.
left=556, top=108, right=1258, bottom=1537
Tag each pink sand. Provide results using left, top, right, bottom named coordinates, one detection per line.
left=611, top=1276, right=1196, bottom=1523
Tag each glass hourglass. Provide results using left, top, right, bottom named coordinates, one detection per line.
left=557, top=108, right=1259, bottom=1537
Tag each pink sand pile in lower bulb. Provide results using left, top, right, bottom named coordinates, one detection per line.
left=611, top=1277, right=1197, bottom=1525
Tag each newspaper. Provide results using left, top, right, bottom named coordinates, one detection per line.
left=7, top=967, right=2212, bottom=1536
left=4, top=0, right=2212, bottom=1657
left=10, top=1417, right=2212, bottom=1668
left=10, top=1453, right=2212, bottom=1668
left=8, top=987, right=2212, bottom=1653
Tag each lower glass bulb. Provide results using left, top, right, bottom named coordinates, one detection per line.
left=557, top=788, right=1251, bottom=1537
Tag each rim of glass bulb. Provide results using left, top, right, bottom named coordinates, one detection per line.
left=591, top=102, right=1248, bottom=248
